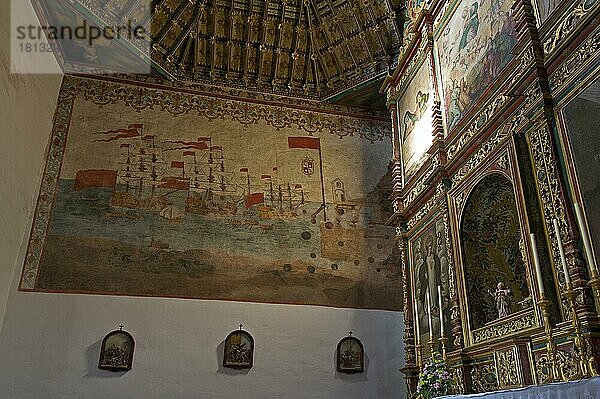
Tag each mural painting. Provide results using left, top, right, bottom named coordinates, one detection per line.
left=410, top=217, right=452, bottom=352
left=398, top=60, right=434, bottom=180
left=21, top=83, right=402, bottom=311
left=437, top=0, right=517, bottom=130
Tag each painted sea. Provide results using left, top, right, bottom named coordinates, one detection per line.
left=36, top=180, right=402, bottom=310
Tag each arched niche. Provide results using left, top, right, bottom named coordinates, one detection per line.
left=97, top=326, right=135, bottom=371
left=460, top=173, right=529, bottom=329
left=223, top=328, right=254, bottom=369
left=336, top=335, right=365, bottom=373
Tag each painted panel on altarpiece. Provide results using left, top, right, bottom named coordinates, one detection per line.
left=436, top=0, right=517, bottom=130
left=532, top=0, right=560, bottom=23
left=407, top=0, right=427, bottom=21
left=398, top=60, right=434, bottom=181
left=409, top=217, right=452, bottom=352
left=19, top=78, right=402, bottom=311
left=562, top=78, right=600, bottom=269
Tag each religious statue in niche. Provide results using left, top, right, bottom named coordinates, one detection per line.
left=336, top=332, right=365, bottom=373
left=223, top=325, right=254, bottom=369
left=98, top=324, right=135, bottom=371
left=489, top=281, right=512, bottom=318
left=413, top=219, right=450, bottom=347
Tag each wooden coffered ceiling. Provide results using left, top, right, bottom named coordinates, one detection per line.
left=35, top=0, right=403, bottom=107
left=150, top=0, right=402, bottom=102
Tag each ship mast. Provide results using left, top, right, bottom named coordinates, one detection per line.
left=278, top=185, right=283, bottom=211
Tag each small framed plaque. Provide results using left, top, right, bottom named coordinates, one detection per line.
left=98, top=324, right=135, bottom=371
left=336, top=332, right=364, bottom=373
left=223, top=324, right=254, bottom=369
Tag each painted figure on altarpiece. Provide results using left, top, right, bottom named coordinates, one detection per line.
left=414, top=228, right=449, bottom=340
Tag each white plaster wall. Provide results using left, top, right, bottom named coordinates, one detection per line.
left=0, top=287, right=405, bottom=399
left=0, top=0, right=62, bottom=332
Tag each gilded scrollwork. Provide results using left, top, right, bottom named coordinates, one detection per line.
left=543, top=0, right=599, bottom=57
left=536, top=349, right=581, bottom=383
left=526, top=119, right=569, bottom=295
left=549, top=27, right=600, bottom=93
left=450, top=125, right=512, bottom=186
left=495, top=347, right=521, bottom=388
left=472, top=312, right=536, bottom=344
left=452, top=366, right=466, bottom=394
left=495, top=151, right=510, bottom=172
left=446, top=93, right=511, bottom=162
left=471, top=362, right=499, bottom=393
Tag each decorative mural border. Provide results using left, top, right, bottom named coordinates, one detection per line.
left=20, top=78, right=74, bottom=290
left=104, top=74, right=392, bottom=119
left=66, top=76, right=392, bottom=142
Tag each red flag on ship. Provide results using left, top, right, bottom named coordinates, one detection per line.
left=198, top=137, right=211, bottom=142
left=171, top=161, right=184, bottom=168
left=159, top=177, right=189, bottom=190
left=261, top=175, right=271, bottom=179
left=240, top=168, right=249, bottom=173
left=288, top=136, right=320, bottom=150
left=92, top=126, right=141, bottom=142
left=295, top=184, right=302, bottom=189
left=183, top=151, right=195, bottom=156
left=163, top=141, right=209, bottom=151
left=273, top=167, right=278, bottom=171
left=245, top=192, right=264, bottom=208
left=73, top=169, right=117, bottom=191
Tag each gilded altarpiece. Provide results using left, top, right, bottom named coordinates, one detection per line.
left=397, top=58, right=436, bottom=182
left=390, top=0, right=600, bottom=393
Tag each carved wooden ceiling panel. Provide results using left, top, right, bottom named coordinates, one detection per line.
left=151, top=0, right=401, bottom=99
left=35, top=0, right=401, bottom=103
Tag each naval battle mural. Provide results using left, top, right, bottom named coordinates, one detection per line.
left=20, top=77, right=401, bottom=311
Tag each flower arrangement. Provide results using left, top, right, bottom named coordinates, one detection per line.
left=415, top=353, right=453, bottom=398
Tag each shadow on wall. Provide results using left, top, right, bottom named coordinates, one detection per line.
left=85, top=339, right=128, bottom=378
